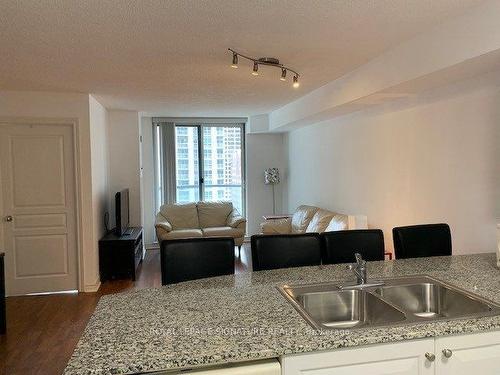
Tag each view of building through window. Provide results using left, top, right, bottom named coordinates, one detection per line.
left=175, top=125, right=244, bottom=213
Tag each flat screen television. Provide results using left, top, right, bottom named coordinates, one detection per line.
left=115, top=189, right=130, bottom=236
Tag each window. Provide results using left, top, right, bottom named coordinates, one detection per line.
left=204, top=134, right=212, bottom=146
left=174, top=126, right=200, bottom=203
left=178, top=190, right=190, bottom=201
left=177, top=159, right=188, bottom=169
left=162, top=123, right=245, bottom=214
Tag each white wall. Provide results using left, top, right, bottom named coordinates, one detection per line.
left=0, top=90, right=99, bottom=291
left=285, top=75, right=500, bottom=255
left=107, top=110, right=142, bottom=228
left=247, top=114, right=270, bottom=133
left=140, top=116, right=156, bottom=246
left=270, top=0, right=500, bottom=131
left=246, top=133, right=288, bottom=235
left=89, top=96, right=109, bottom=280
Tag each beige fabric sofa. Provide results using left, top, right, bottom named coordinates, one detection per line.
left=260, top=205, right=367, bottom=235
left=155, top=201, right=246, bottom=247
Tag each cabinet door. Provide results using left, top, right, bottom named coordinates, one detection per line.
left=435, top=330, right=500, bottom=375
left=282, top=339, right=435, bottom=375
left=189, top=359, right=281, bottom=374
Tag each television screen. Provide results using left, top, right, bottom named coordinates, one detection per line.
left=115, top=189, right=130, bottom=236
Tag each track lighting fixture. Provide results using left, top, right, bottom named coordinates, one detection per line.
left=228, top=48, right=300, bottom=88
left=280, top=68, right=287, bottom=81
left=252, top=62, right=259, bottom=75
left=231, top=52, right=238, bottom=68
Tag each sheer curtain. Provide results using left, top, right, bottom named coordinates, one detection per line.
left=152, top=119, right=176, bottom=211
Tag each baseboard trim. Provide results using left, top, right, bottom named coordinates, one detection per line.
left=83, top=281, right=101, bottom=293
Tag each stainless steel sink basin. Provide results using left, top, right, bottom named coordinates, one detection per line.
left=296, top=289, right=406, bottom=329
left=372, top=282, right=493, bottom=319
left=279, top=275, right=500, bottom=330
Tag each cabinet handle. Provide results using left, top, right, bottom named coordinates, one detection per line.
left=425, top=352, right=436, bottom=362
left=4, top=215, right=13, bottom=222
left=442, top=349, right=453, bottom=358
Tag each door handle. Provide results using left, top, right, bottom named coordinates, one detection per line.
left=4, top=215, right=13, bottom=222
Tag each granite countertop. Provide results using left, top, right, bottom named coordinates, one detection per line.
left=64, top=253, right=500, bottom=375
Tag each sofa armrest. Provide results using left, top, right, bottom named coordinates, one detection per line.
left=260, top=218, right=292, bottom=234
left=234, top=220, right=246, bottom=235
left=227, top=209, right=246, bottom=228
left=155, top=212, right=173, bottom=232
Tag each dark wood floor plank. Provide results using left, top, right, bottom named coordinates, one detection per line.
left=0, top=244, right=251, bottom=375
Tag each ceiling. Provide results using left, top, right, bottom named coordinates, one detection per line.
left=0, top=0, right=485, bottom=116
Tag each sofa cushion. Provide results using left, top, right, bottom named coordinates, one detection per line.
left=197, top=201, right=233, bottom=228
left=306, top=209, right=336, bottom=233
left=163, top=229, right=203, bottom=240
left=202, top=226, right=245, bottom=238
left=325, top=214, right=349, bottom=232
left=160, top=202, right=199, bottom=229
left=291, top=205, right=319, bottom=233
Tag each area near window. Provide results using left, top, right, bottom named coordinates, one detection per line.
left=153, top=120, right=245, bottom=215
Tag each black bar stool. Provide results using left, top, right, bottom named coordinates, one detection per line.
left=251, top=233, right=322, bottom=271
left=393, top=223, right=452, bottom=259
left=160, top=237, right=235, bottom=284
left=321, top=229, right=385, bottom=264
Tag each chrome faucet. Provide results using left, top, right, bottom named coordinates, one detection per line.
left=349, top=253, right=367, bottom=284
left=340, top=253, right=384, bottom=290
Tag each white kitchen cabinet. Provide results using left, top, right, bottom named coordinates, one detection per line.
left=188, top=359, right=281, bottom=375
left=281, top=339, right=435, bottom=375
left=281, top=330, right=500, bottom=375
left=435, top=330, right=500, bottom=375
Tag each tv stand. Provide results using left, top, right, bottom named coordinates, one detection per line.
left=99, top=227, right=144, bottom=281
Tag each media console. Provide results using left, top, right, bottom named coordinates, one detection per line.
left=99, top=227, right=144, bottom=281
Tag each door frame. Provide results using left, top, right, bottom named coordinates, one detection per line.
left=0, top=117, right=84, bottom=293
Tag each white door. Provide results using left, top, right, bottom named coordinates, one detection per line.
left=281, top=339, right=435, bottom=375
left=435, top=331, right=500, bottom=375
left=0, top=123, right=78, bottom=295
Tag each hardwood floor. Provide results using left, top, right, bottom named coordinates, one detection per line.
left=0, top=244, right=252, bottom=375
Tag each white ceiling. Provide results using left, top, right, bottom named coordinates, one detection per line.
left=0, top=0, right=485, bottom=116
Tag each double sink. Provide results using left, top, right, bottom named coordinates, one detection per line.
left=279, top=275, right=500, bottom=330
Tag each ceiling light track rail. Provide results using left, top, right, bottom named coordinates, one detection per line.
left=228, top=48, right=300, bottom=88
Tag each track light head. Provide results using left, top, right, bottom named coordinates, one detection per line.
left=231, top=53, right=238, bottom=68
left=293, top=75, right=300, bottom=88
left=280, top=68, right=287, bottom=81
left=252, top=62, right=259, bottom=76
